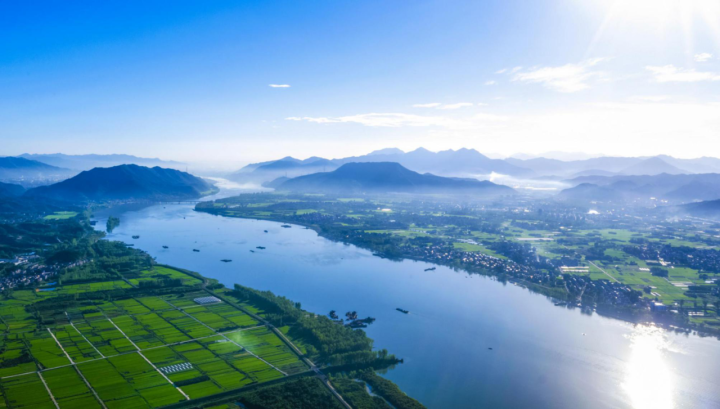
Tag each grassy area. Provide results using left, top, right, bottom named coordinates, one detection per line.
left=43, top=211, right=78, bottom=220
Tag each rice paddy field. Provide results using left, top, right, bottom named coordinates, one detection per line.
left=0, top=268, right=310, bottom=408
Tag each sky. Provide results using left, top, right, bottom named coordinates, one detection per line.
left=2, top=0, right=720, bottom=169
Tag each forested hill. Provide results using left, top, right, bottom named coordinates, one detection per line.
left=25, top=164, right=217, bottom=202
left=276, top=162, right=515, bottom=196
left=0, top=181, right=25, bottom=197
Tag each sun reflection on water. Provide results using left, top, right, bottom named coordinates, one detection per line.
left=623, top=325, right=675, bottom=409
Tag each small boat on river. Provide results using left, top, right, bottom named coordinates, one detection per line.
left=162, top=245, right=169, bottom=249
left=221, top=259, right=232, bottom=263
left=132, top=235, right=140, bottom=239
left=193, top=249, right=200, bottom=252
left=424, top=267, right=436, bottom=271
left=256, top=246, right=266, bottom=250
left=396, top=308, right=409, bottom=314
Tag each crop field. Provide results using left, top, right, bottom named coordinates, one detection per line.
left=42, top=366, right=102, bottom=408
left=225, top=327, right=308, bottom=375
left=0, top=286, right=310, bottom=408
left=0, top=373, right=55, bottom=408
left=127, top=267, right=203, bottom=287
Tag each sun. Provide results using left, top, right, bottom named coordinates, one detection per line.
left=586, top=0, right=720, bottom=56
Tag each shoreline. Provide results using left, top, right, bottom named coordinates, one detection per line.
left=194, top=207, right=720, bottom=341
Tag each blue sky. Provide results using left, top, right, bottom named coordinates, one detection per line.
left=2, top=0, right=719, bottom=167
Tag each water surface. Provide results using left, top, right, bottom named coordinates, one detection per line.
left=94, top=187, right=720, bottom=409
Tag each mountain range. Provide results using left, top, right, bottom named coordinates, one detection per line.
left=25, top=164, right=217, bottom=202
left=677, top=199, right=720, bottom=220
left=229, top=148, right=533, bottom=184
left=229, top=148, right=720, bottom=184
left=558, top=173, right=720, bottom=204
left=0, top=157, right=77, bottom=187
left=19, top=153, right=185, bottom=171
left=274, top=162, right=516, bottom=196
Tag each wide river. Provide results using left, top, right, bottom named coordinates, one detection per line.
left=95, top=185, right=720, bottom=409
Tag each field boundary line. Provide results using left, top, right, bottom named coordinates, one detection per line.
left=37, top=371, right=60, bottom=409
left=588, top=261, right=619, bottom=283
left=102, top=313, right=141, bottom=351
left=137, top=351, right=190, bottom=400
left=72, top=365, right=108, bottom=409
left=65, top=312, right=105, bottom=358
left=46, top=328, right=74, bottom=364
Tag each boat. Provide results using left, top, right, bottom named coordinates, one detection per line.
left=193, top=249, right=200, bottom=252
left=256, top=246, right=266, bottom=250
left=249, top=250, right=255, bottom=253
left=281, top=224, right=291, bottom=228
left=132, top=235, right=140, bottom=239
left=264, top=230, right=268, bottom=233
left=162, top=246, right=169, bottom=249
left=424, top=267, right=436, bottom=271
left=221, top=259, right=232, bottom=263
left=396, top=308, right=409, bottom=314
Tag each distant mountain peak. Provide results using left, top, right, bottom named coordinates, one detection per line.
left=275, top=162, right=515, bottom=195
left=368, top=148, right=404, bottom=156
left=25, top=164, right=217, bottom=202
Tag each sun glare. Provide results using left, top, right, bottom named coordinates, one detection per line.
left=623, top=326, right=675, bottom=409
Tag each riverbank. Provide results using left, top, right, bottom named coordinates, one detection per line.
left=194, top=203, right=718, bottom=340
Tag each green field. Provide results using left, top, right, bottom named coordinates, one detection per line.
left=43, top=211, right=78, bottom=220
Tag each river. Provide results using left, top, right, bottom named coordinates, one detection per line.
left=94, top=185, right=720, bottom=409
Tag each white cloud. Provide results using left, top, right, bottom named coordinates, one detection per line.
left=512, top=59, right=604, bottom=93
left=287, top=113, right=461, bottom=128
left=629, top=95, right=671, bottom=102
left=286, top=110, right=506, bottom=129
left=510, top=66, right=523, bottom=73
left=647, top=65, right=720, bottom=82
left=269, top=84, right=291, bottom=88
left=495, top=69, right=507, bottom=74
left=437, top=102, right=473, bottom=110
left=484, top=80, right=496, bottom=86
left=414, top=102, right=473, bottom=110
left=694, top=53, right=713, bottom=62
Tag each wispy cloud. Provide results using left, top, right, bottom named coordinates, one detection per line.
left=484, top=80, right=496, bottom=86
left=287, top=113, right=460, bottom=128
left=287, top=111, right=506, bottom=129
left=629, top=95, right=671, bottom=103
left=269, top=84, right=291, bottom=88
left=413, top=102, right=473, bottom=110
left=495, top=69, right=507, bottom=74
left=646, top=65, right=720, bottom=82
left=437, top=102, right=473, bottom=110
left=512, top=59, right=604, bottom=93
left=694, top=53, right=713, bottom=62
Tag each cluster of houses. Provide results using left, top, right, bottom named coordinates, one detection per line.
left=0, top=253, right=89, bottom=292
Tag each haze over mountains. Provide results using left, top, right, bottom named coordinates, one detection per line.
left=275, top=162, right=515, bottom=196
left=19, top=153, right=184, bottom=171
left=0, top=157, right=77, bottom=187
left=228, top=147, right=720, bottom=185
left=25, top=165, right=217, bottom=203
left=559, top=173, right=720, bottom=204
